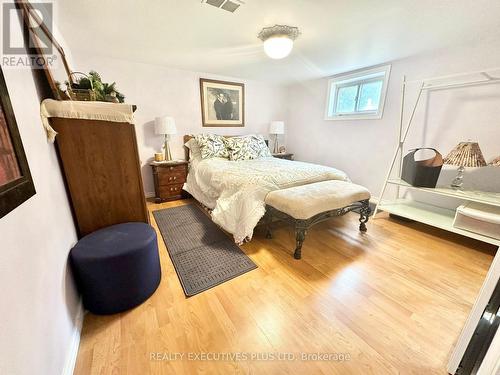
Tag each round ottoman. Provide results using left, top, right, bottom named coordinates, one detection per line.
left=70, top=222, right=161, bottom=315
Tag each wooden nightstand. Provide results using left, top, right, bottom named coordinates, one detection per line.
left=272, top=153, right=294, bottom=160
left=150, top=161, right=189, bottom=202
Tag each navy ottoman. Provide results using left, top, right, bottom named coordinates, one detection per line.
left=70, top=222, right=161, bottom=315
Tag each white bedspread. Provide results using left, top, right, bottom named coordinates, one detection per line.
left=183, top=157, right=349, bottom=243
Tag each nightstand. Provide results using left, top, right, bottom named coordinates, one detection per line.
left=150, top=160, right=189, bottom=202
left=272, top=153, right=294, bottom=160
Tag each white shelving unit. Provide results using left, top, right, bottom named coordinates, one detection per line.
left=378, top=200, right=500, bottom=246
left=372, top=69, right=500, bottom=374
left=386, top=179, right=500, bottom=207
left=373, top=68, right=500, bottom=247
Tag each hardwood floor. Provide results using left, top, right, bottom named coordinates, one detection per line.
left=73, top=199, right=496, bottom=375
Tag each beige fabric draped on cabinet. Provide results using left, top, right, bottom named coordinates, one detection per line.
left=40, top=99, right=135, bottom=142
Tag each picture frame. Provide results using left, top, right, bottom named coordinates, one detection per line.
left=200, top=78, right=245, bottom=127
left=0, top=68, right=36, bottom=218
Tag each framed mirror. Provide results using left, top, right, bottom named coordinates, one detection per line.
left=0, top=67, right=36, bottom=218
left=15, top=0, right=72, bottom=99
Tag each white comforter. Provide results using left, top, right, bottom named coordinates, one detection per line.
left=183, top=157, right=348, bottom=243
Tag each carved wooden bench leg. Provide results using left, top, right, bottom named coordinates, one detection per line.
left=266, top=198, right=370, bottom=260
left=294, top=221, right=308, bottom=260
left=359, top=199, right=371, bottom=232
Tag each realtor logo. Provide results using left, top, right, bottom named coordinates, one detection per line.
left=2, top=1, right=55, bottom=68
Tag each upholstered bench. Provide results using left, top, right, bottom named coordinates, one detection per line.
left=264, top=180, right=371, bottom=259
left=70, top=222, right=161, bottom=315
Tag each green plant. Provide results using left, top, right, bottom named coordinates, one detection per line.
left=67, top=71, right=125, bottom=103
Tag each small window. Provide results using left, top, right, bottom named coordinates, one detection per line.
left=325, top=65, right=391, bottom=120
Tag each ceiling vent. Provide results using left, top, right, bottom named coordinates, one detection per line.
left=203, top=0, right=244, bottom=13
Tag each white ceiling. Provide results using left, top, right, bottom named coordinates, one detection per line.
left=56, top=0, right=500, bottom=84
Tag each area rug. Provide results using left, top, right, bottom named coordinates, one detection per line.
left=153, top=204, right=257, bottom=297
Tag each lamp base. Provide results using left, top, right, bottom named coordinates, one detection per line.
left=450, top=165, right=465, bottom=190
left=273, top=134, right=279, bottom=154
left=164, top=135, right=173, bottom=161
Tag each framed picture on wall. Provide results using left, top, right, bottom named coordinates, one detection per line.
left=200, top=78, right=245, bottom=127
left=0, top=68, right=36, bottom=218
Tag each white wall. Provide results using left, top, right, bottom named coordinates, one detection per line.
left=0, top=10, right=81, bottom=375
left=71, top=53, right=288, bottom=196
left=285, top=37, right=500, bottom=197
left=0, top=59, right=81, bottom=375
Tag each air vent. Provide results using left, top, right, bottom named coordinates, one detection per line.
left=203, top=0, right=244, bottom=13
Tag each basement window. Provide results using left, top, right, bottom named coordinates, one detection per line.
left=325, top=65, right=391, bottom=120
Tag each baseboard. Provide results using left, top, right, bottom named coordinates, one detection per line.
left=61, top=299, right=84, bottom=375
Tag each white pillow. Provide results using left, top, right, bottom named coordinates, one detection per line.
left=185, top=138, right=202, bottom=160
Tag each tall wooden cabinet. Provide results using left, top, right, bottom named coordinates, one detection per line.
left=50, top=116, right=148, bottom=237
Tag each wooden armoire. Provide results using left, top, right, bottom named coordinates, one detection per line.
left=49, top=107, right=148, bottom=238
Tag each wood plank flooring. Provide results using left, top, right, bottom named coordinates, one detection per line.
left=73, top=199, right=496, bottom=375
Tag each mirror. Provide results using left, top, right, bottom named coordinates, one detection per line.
left=15, top=0, right=72, bottom=99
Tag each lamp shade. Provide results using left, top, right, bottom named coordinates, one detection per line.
left=269, top=121, right=285, bottom=135
left=489, top=156, right=500, bottom=166
left=444, top=142, right=486, bottom=167
left=154, top=116, right=176, bottom=135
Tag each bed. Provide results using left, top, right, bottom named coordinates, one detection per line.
left=182, top=135, right=350, bottom=244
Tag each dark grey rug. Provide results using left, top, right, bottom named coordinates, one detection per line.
left=152, top=204, right=257, bottom=297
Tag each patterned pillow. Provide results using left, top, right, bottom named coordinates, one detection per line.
left=195, top=134, right=229, bottom=159
left=252, top=134, right=272, bottom=158
left=226, top=136, right=259, bottom=161
left=226, top=134, right=270, bottom=161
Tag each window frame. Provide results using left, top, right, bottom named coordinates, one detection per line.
left=325, top=65, right=391, bottom=121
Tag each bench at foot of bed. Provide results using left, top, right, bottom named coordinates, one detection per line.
left=264, top=180, right=371, bottom=260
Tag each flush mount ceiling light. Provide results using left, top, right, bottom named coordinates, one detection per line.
left=258, top=25, right=300, bottom=60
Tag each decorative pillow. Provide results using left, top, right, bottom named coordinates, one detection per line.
left=195, top=134, right=229, bottom=159
left=252, top=134, right=272, bottom=158
left=225, top=134, right=270, bottom=161
left=226, top=136, right=259, bottom=161
left=185, top=138, right=202, bottom=160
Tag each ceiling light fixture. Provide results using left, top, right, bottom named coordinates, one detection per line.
left=258, top=25, right=300, bottom=60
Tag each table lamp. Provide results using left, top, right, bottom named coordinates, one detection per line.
left=155, top=116, right=176, bottom=161
left=269, top=121, right=285, bottom=154
left=444, top=141, right=486, bottom=189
